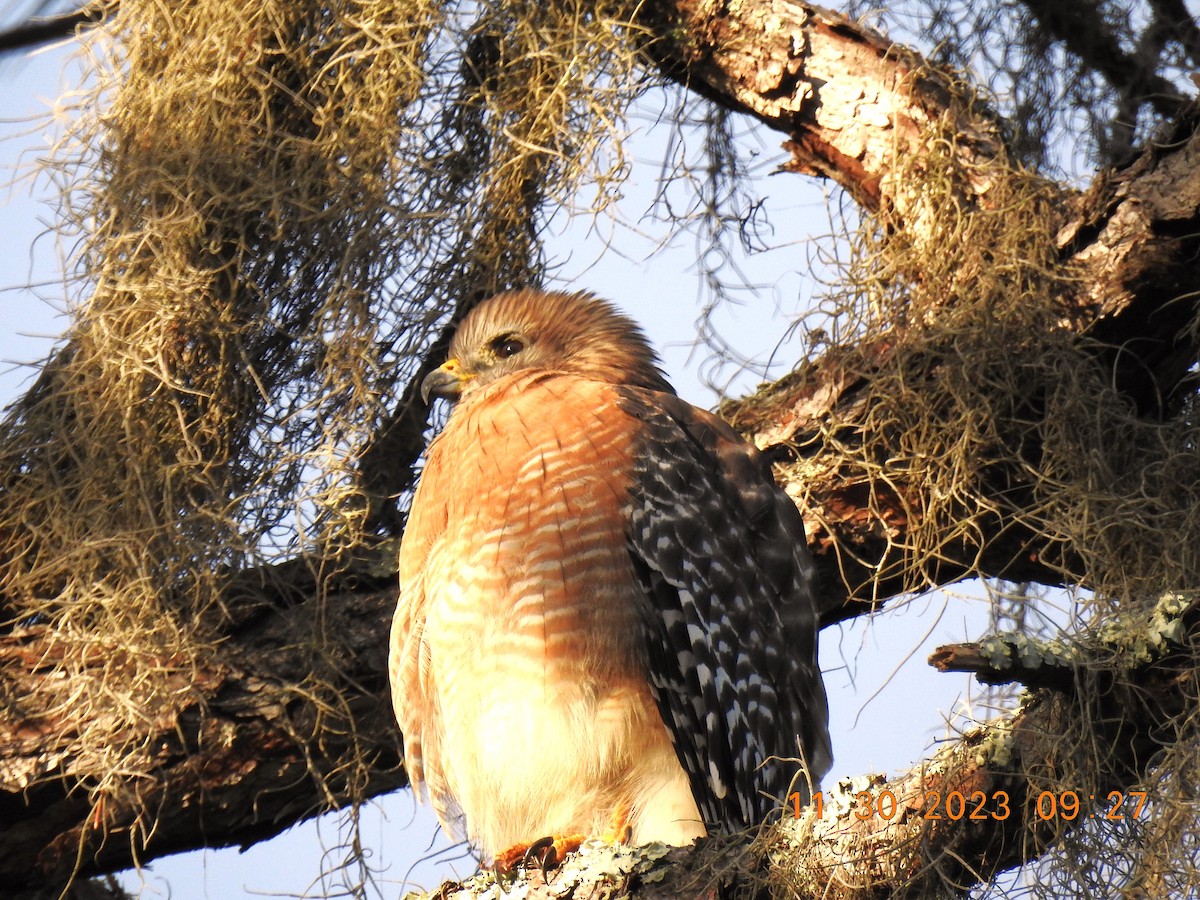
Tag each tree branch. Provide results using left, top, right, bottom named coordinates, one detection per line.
left=1016, top=0, right=1190, bottom=123
left=0, top=562, right=406, bottom=888
left=0, top=5, right=102, bottom=56
left=1148, top=0, right=1200, bottom=70
left=640, top=0, right=1011, bottom=223
left=637, top=0, right=1200, bottom=621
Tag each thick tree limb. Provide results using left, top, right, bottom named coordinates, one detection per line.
left=929, top=640, right=1077, bottom=690
left=0, top=563, right=405, bottom=889
left=639, top=0, right=1200, bottom=621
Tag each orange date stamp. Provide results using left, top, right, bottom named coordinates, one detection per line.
left=789, top=788, right=1149, bottom=822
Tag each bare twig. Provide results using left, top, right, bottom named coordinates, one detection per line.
left=0, top=5, right=102, bottom=55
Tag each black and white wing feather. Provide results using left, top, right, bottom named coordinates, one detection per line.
left=618, top=387, right=832, bottom=831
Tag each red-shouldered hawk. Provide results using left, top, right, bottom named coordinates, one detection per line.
left=390, top=289, right=831, bottom=863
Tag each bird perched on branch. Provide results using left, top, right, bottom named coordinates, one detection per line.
left=389, top=288, right=831, bottom=866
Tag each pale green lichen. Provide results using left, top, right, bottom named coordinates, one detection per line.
left=1093, top=590, right=1195, bottom=665
left=430, top=841, right=676, bottom=900
left=977, top=632, right=1080, bottom=670
left=977, top=591, right=1193, bottom=675
left=971, top=720, right=1015, bottom=768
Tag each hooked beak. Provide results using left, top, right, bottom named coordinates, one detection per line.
left=421, top=358, right=473, bottom=404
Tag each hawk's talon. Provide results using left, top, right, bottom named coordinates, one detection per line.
left=493, top=833, right=584, bottom=878
left=523, top=835, right=557, bottom=875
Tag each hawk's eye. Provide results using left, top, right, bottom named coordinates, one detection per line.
left=491, top=335, right=525, bottom=359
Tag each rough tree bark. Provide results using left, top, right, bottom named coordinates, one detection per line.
left=0, top=561, right=406, bottom=891
left=1, top=0, right=1198, bottom=894
left=646, top=0, right=1200, bottom=617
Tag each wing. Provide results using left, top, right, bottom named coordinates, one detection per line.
left=617, top=387, right=832, bottom=831
left=390, top=433, right=465, bottom=834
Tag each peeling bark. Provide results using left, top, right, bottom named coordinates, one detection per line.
left=639, top=0, right=1200, bottom=621
left=641, top=0, right=1009, bottom=222
left=0, top=571, right=405, bottom=888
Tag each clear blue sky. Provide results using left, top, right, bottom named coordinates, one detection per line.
left=0, top=25, right=995, bottom=900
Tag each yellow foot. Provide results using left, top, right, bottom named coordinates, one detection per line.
left=494, top=834, right=585, bottom=877
left=602, top=800, right=633, bottom=844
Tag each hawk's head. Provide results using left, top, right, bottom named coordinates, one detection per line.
left=421, top=289, right=673, bottom=403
